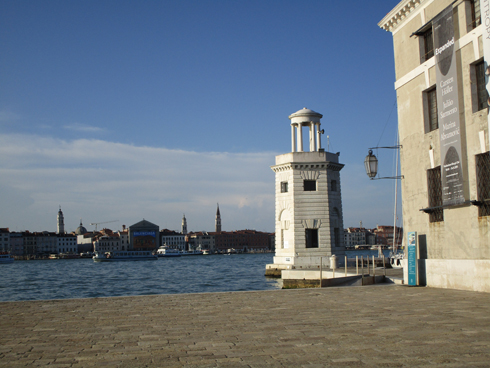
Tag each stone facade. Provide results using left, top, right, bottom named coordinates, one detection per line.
left=267, top=108, right=345, bottom=271
left=379, top=0, right=490, bottom=291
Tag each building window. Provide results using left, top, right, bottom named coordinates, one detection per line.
left=281, top=181, right=288, bottom=193
left=469, top=0, right=481, bottom=30
left=427, top=166, right=444, bottom=222
left=475, top=60, right=488, bottom=111
left=305, top=229, right=318, bottom=248
left=424, top=87, right=438, bottom=132
left=476, top=152, right=490, bottom=217
left=331, top=180, right=337, bottom=192
left=304, top=180, right=316, bottom=191
left=422, top=28, right=434, bottom=62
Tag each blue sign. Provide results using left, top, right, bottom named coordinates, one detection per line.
left=407, top=231, right=417, bottom=286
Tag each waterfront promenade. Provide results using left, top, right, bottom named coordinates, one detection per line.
left=1, top=285, right=490, bottom=367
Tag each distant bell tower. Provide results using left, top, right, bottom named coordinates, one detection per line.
left=215, top=204, right=221, bottom=233
left=57, top=206, right=65, bottom=234
left=266, top=108, right=345, bottom=272
left=181, top=214, right=187, bottom=235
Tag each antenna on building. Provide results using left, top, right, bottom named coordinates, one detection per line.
left=327, top=135, right=330, bottom=152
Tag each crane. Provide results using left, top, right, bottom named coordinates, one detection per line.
left=90, top=220, right=119, bottom=232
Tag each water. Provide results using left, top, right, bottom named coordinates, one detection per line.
left=0, top=253, right=282, bottom=302
left=0, top=250, right=394, bottom=302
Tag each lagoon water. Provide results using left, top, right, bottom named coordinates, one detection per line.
left=0, top=250, right=391, bottom=302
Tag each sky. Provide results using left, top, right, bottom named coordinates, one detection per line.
left=0, top=0, right=402, bottom=234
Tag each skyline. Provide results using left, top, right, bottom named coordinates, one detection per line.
left=0, top=1, right=402, bottom=233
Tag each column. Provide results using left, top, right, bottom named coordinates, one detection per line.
left=309, top=123, right=314, bottom=152
left=297, top=123, right=303, bottom=152
left=291, top=124, right=296, bottom=152
left=316, top=123, right=322, bottom=151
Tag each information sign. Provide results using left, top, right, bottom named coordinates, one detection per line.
left=407, top=231, right=417, bottom=286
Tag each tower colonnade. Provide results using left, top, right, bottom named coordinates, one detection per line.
left=290, top=108, right=323, bottom=153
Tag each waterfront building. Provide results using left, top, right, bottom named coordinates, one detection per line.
left=93, top=229, right=122, bottom=253
left=9, top=232, right=24, bottom=256
left=379, top=0, right=489, bottom=291
left=187, top=231, right=215, bottom=251
left=56, top=233, right=77, bottom=254
left=128, top=219, right=160, bottom=251
left=215, top=204, right=221, bottom=233
left=0, top=228, right=10, bottom=252
left=214, top=230, right=271, bottom=252
left=57, top=206, right=65, bottom=235
left=266, top=108, right=346, bottom=273
left=118, top=226, right=129, bottom=251
left=160, top=229, right=186, bottom=250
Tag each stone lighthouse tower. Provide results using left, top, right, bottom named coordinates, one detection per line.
left=266, top=108, right=345, bottom=273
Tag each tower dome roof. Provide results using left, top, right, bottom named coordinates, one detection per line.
left=289, top=107, right=323, bottom=124
left=75, top=220, right=87, bottom=235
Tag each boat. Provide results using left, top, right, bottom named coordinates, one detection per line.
left=93, top=250, right=158, bottom=262
left=156, top=246, right=181, bottom=257
left=179, top=250, right=203, bottom=256
left=0, top=252, right=14, bottom=263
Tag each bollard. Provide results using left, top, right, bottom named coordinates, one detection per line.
left=372, top=255, right=376, bottom=283
left=361, top=256, right=364, bottom=285
left=356, top=256, right=359, bottom=275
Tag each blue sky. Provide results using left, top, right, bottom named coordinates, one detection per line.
left=0, top=0, right=401, bottom=233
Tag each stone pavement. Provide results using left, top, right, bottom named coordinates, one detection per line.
left=1, top=285, right=490, bottom=367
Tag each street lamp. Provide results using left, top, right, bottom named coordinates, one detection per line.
left=364, top=146, right=403, bottom=180
left=364, top=150, right=378, bottom=179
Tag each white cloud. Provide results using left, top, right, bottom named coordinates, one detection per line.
left=63, top=123, right=104, bottom=132
left=0, top=134, right=276, bottom=233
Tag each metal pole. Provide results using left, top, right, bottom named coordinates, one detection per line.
left=367, top=255, right=370, bottom=275
left=356, top=256, right=359, bottom=275
left=345, top=256, right=347, bottom=276
left=383, top=255, right=386, bottom=276
left=320, top=257, right=323, bottom=287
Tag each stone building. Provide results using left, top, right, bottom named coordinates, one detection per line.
left=379, top=0, right=490, bottom=291
left=266, top=108, right=345, bottom=272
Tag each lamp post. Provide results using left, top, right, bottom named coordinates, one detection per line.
left=364, top=146, right=403, bottom=180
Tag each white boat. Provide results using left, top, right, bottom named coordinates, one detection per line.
left=156, top=247, right=181, bottom=257
left=179, top=250, right=203, bottom=256
left=93, top=250, right=157, bottom=262
left=0, top=253, right=14, bottom=263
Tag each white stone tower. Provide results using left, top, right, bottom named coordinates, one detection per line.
left=57, top=206, right=65, bottom=234
left=181, top=214, right=187, bottom=235
left=267, top=108, right=345, bottom=271
left=215, top=204, right=221, bottom=233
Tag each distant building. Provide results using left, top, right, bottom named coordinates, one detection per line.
left=57, top=206, right=65, bottom=235
left=215, top=204, right=221, bottom=233
left=214, top=230, right=271, bottom=252
left=93, top=229, right=122, bottom=253
left=0, top=228, right=10, bottom=252
left=160, top=229, right=186, bottom=250
left=128, top=219, right=159, bottom=251
left=57, top=233, right=77, bottom=254
left=181, top=214, right=187, bottom=235
left=187, top=231, right=215, bottom=251
left=10, top=232, right=24, bottom=256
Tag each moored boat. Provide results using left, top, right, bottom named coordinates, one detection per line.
left=156, top=246, right=181, bottom=257
left=93, top=250, right=158, bottom=262
left=0, top=252, right=14, bottom=263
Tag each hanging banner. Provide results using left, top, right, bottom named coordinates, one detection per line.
left=483, top=0, right=490, bottom=148
left=434, top=6, right=465, bottom=206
